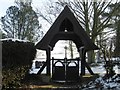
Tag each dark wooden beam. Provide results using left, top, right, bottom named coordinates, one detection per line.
left=80, top=47, right=86, bottom=75
left=80, top=47, right=94, bottom=75
left=37, top=62, right=46, bottom=74
left=46, top=47, right=51, bottom=75
left=85, top=61, right=94, bottom=75
left=37, top=47, right=51, bottom=75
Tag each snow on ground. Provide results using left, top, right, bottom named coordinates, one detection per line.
left=91, top=64, right=120, bottom=75
left=29, top=40, right=120, bottom=89
left=82, top=74, right=120, bottom=90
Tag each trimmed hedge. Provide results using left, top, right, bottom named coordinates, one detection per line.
left=2, top=40, right=36, bottom=68
left=2, top=40, right=36, bottom=88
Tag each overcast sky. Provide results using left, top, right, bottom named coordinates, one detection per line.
left=0, top=0, right=118, bottom=32
left=0, top=0, right=117, bottom=19
left=0, top=0, right=44, bottom=18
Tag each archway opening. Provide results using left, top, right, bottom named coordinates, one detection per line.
left=51, top=40, right=79, bottom=59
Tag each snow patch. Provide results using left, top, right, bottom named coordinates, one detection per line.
left=83, top=74, right=120, bottom=89
left=0, top=38, right=30, bottom=42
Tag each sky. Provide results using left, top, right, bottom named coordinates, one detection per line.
left=0, top=0, right=45, bottom=18
left=0, top=0, right=14, bottom=17
left=0, top=0, right=118, bottom=18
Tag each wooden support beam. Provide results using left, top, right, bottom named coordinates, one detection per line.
left=80, top=47, right=94, bottom=76
left=37, top=47, right=51, bottom=75
left=80, top=47, right=86, bottom=75
left=46, top=47, right=51, bottom=75
left=37, top=62, right=46, bottom=74
left=77, top=58, right=80, bottom=77
left=85, top=60, right=94, bottom=75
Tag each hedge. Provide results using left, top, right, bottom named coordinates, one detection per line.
left=2, top=40, right=36, bottom=68
left=2, top=40, right=36, bottom=88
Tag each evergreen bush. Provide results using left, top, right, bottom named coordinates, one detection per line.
left=2, top=40, right=36, bottom=89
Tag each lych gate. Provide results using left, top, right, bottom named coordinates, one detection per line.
left=35, top=6, right=98, bottom=82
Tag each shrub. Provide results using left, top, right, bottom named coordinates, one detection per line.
left=2, top=40, right=36, bottom=88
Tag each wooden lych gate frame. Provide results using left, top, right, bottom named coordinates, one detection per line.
left=35, top=6, right=98, bottom=78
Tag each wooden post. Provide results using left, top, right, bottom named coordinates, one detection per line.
left=80, top=47, right=86, bottom=75
left=37, top=46, right=52, bottom=75
left=77, top=58, right=80, bottom=76
left=79, top=47, right=94, bottom=76
left=0, top=41, right=2, bottom=82
left=52, top=57, right=54, bottom=76
left=85, top=61, right=94, bottom=75
left=46, top=47, right=51, bottom=75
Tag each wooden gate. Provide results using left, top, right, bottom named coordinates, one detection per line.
left=52, top=58, right=79, bottom=82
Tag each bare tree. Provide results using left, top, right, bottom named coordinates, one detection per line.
left=57, top=0, right=119, bottom=63
left=37, top=0, right=119, bottom=62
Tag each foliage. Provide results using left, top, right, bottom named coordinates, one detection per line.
left=17, top=1, right=41, bottom=42
left=2, top=40, right=36, bottom=67
left=1, top=6, right=19, bottom=38
left=2, top=66, right=29, bottom=89
left=1, top=1, right=41, bottom=42
left=2, top=40, right=36, bottom=89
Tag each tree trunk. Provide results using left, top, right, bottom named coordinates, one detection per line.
left=87, top=50, right=95, bottom=64
left=114, top=21, right=120, bottom=57
left=69, top=41, right=73, bottom=59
